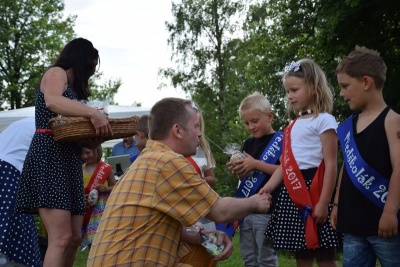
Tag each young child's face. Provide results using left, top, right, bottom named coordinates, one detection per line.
left=337, top=72, right=366, bottom=110
left=241, top=108, right=274, bottom=138
left=135, top=131, right=148, bottom=152
left=284, top=76, right=312, bottom=113
left=81, top=148, right=96, bottom=164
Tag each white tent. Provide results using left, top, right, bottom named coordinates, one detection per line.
left=0, top=105, right=150, bottom=147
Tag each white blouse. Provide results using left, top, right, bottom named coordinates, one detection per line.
left=290, top=113, right=337, bottom=169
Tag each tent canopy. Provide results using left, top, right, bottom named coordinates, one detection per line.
left=0, top=105, right=150, bottom=148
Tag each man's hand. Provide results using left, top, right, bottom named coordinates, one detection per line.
left=204, top=230, right=233, bottom=261
left=250, top=192, right=272, bottom=214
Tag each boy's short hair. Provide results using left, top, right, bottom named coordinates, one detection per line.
left=239, top=92, right=271, bottom=117
left=136, top=115, right=149, bottom=135
left=336, top=46, right=387, bottom=89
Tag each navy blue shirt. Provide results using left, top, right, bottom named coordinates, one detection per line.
left=242, top=133, right=282, bottom=213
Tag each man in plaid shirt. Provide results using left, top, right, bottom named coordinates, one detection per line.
left=87, top=98, right=272, bottom=266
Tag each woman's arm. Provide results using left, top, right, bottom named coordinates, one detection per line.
left=41, top=67, right=112, bottom=135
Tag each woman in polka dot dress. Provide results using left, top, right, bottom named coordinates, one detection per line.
left=15, top=38, right=112, bottom=267
left=259, top=59, right=342, bottom=267
left=0, top=117, right=42, bottom=267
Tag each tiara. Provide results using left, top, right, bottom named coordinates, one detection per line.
left=191, top=101, right=199, bottom=111
left=284, top=61, right=301, bottom=73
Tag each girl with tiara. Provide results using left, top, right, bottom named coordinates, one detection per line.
left=260, top=59, right=341, bottom=267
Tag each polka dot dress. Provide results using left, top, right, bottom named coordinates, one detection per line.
left=265, top=169, right=341, bottom=251
left=16, top=85, right=85, bottom=215
left=0, top=160, right=42, bottom=266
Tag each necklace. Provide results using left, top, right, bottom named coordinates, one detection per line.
left=298, top=109, right=314, bottom=116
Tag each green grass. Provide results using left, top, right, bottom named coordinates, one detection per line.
left=74, top=248, right=89, bottom=267
left=217, top=234, right=244, bottom=266
left=72, top=234, right=323, bottom=267
left=216, top=234, right=299, bottom=267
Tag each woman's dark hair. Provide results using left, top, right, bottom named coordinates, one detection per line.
left=52, top=38, right=99, bottom=100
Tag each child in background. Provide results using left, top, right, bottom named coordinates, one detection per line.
left=130, top=114, right=150, bottom=162
left=187, top=107, right=216, bottom=187
left=227, top=92, right=282, bottom=267
left=332, top=46, right=400, bottom=266
left=81, top=145, right=116, bottom=249
left=260, top=59, right=341, bottom=267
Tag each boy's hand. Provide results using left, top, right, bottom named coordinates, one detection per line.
left=226, top=161, right=243, bottom=181
left=226, top=160, right=237, bottom=171
left=378, top=211, right=399, bottom=238
left=226, top=159, right=243, bottom=172
left=230, top=152, right=255, bottom=177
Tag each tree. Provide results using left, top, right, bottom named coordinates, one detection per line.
left=162, top=0, right=400, bottom=195
left=0, top=0, right=75, bottom=110
left=243, top=0, right=400, bottom=122
left=322, top=0, right=400, bottom=112
left=161, top=0, right=250, bottom=195
left=89, top=72, right=122, bottom=105
left=241, top=0, right=341, bottom=125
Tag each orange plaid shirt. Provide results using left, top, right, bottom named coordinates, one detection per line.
left=87, top=140, right=219, bottom=266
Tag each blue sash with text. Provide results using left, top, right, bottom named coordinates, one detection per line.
left=236, top=131, right=283, bottom=199
left=216, top=131, right=283, bottom=237
left=338, top=116, right=400, bottom=218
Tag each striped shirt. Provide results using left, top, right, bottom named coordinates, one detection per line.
left=87, top=140, right=219, bottom=266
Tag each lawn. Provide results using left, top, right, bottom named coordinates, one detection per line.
left=72, top=234, right=340, bottom=267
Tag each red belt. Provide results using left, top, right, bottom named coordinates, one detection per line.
left=36, top=129, right=53, bottom=135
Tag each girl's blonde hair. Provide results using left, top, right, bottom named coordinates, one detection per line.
left=196, top=106, right=216, bottom=167
left=283, top=59, right=333, bottom=118
left=238, top=92, right=271, bottom=117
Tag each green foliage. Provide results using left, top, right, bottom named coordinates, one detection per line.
left=324, top=0, right=400, bottom=112
left=243, top=0, right=400, bottom=121
left=0, top=0, right=75, bottom=109
left=89, top=72, right=122, bottom=105
left=161, top=0, right=250, bottom=196
left=162, top=0, right=400, bottom=196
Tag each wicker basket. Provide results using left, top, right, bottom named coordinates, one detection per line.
left=48, top=116, right=139, bottom=142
